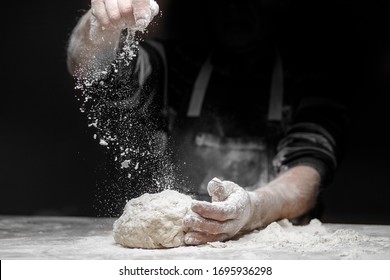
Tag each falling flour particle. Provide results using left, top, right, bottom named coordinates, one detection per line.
left=120, top=160, right=130, bottom=169
left=112, top=189, right=193, bottom=249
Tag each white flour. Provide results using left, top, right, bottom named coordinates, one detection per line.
left=210, top=218, right=379, bottom=252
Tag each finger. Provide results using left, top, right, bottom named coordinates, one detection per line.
left=91, top=0, right=113, bottom=28
left=150, top=0, right=159, bottom=17
left=183, top=214, right=227, bottom=235
left=207, top=178, right=236, bottom=202
left=191, top=200, right=237, bottom=221
left=104, top=0, right=125, bottom=28
left=132, top=0, right=152, bottom=29
left=184, top=214, right=240, bottom=236
left=191, top=198, right=242, bottom=221
left=117, top=0, right=136, bottom=27
left=207, top=177, right=224, bottom=201
left=184, top=231, right=229, bottom=245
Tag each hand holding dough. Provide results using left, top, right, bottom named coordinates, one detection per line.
left=183, top=178, right=253, bottom=245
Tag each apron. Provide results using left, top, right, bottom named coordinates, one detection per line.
left=147, top=40, right=284, bottom=201
left=169, top=53, right=284, bottom=201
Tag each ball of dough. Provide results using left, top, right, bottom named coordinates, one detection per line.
left=113, top=189, right=193, bottom=249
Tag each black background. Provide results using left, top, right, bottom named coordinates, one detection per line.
left=1, top=0, right=389, bottom=224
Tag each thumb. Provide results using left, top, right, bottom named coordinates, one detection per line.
left=132, top=0, right=153, bottom=30
left=207, top=178, right=236, bottom=202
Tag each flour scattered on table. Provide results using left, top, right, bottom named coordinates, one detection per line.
left=113, top=189, right=193, bottom=249
left=206, top=218, right=390, bottom=258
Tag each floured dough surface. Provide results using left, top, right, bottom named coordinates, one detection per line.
left=113, top=189, right=193, bottom=249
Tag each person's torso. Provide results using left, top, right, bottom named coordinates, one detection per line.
left=159, top=42, right=285, bottom=200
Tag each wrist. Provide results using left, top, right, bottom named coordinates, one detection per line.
left=241, top=191, right=269, bottom=232
left=266, top=166, right=320, bottom=221
left=243, top=166, right=321, bottom=231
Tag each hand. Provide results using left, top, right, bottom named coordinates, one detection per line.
left=90, top=0, right=159, bottom=35
left=183, top=178, right=254, bottom=245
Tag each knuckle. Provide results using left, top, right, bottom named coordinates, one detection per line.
left=108, top=11, right=122, bottom=23
left=207, top=221, right=225, bottom=235
left=183, top=215, right=201, bottom=228
left=120, top=4, right=133, bottom=17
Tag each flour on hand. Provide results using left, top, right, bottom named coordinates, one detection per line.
left=113, top=189, right=193, bottom=249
